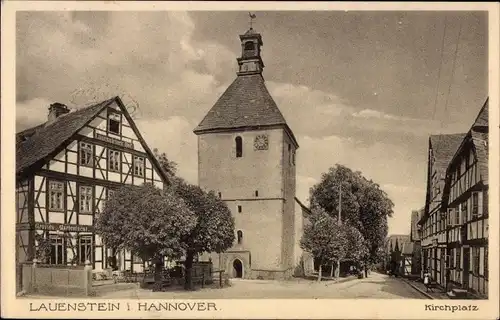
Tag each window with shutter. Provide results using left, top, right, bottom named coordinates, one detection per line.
left=478, top=191, right=483, bottom=216
left=484, top=247, right=488, bottom=279
left=472, top=192, right=479, bottom=219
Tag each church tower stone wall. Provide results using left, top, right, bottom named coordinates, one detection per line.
left=194, top=27, right=299, bottom=280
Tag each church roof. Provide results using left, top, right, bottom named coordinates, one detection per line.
left=193, top=74, right=298, bottom=146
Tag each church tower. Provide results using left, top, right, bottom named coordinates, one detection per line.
left=193, top=26, right=299, bottom=280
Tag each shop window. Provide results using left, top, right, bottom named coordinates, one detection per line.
left=78, top=236, right=92, bottom=264
left=49, top=235, right=65, bottom=265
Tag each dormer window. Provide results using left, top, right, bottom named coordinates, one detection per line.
left=108, top=112, right=121, bottom=135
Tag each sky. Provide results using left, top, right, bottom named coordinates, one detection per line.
left=16, top=10, right=488, bottom=235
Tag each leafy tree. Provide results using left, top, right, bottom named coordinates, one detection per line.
left=34, top=234, right=52, bottom=264
left=173, top=180, right=235, bottom=290
left=344, top=225, right=369, bottom=267
left=300, top=207, right=348, bottom=281
left=310, top=164, right=394, bottom=269
left=153, top=148, right=178, bottom=179
left=95, top=183, right=197, bottom=278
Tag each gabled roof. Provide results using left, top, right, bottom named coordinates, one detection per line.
left=16, top=98, right=115, bottom=174
left=471, top=131, right=488, bottom=185
left=193, top=74, right=298, bottom=147
left=440, top=97, right=489, bottom=209
left=444, top=98, right=489, bottom=186
left=421, top=133, right=465, bottom=219
left=16, top=97, right=170, bottom=185
left=472, top=98, right=488, bottom=129
left=385, top=235, right=410, bottom=252
left=401, top=240, right=414, bottom=255
left=429, top=133, right=466, bottom=174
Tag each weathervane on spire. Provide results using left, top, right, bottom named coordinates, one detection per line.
left=249, top=12, right=256, bottom=29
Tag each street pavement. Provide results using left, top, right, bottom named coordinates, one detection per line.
left=98, top=272, right=426, bottom=299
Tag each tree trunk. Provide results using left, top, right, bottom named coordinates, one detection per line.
left=184, top=251, right=195, bottom=290
left=317, top=264, right=322, bottom=282
left=154, top=258, right=162, bottom=282
left=330, top=263, right=334, bottom=278
left=364, top=265, right=368, bottom=278
left=334, top=259, right=340, bottom=278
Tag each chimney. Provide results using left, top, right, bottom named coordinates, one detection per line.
left=48, top=103, right=70, bottom=122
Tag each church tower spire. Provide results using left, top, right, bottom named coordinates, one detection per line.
left=237, top=25, right=265, bottom=76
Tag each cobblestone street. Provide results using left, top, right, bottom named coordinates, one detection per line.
left=97, top=272, right=426, bottom=299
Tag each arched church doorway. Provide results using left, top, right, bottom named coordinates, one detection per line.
left=232, top=259, right=243, bottom=278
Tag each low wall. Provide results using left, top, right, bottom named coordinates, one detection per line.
left=251, top=268, right=293, bottom=280
left=20, top=260, right=93, bottom=297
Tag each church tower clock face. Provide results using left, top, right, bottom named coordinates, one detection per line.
left=254, top=134, right=269, bottom=150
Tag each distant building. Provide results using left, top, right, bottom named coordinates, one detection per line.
left=15, top=97, right=168, bottom=272
left=385, top=235, right=410, bottom=274
left=442, top=98, right=489, bottom=298
left=410, top=208, right=424, bottom=275
left=419, top=133, right=465, bottom=287
left=194, top=27, right=312, bottom=280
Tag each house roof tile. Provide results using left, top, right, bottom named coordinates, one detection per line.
left=472, top=130, right=488, bottom=185
left=472, top=98, right=488, bottom=129
left=17, top=97, right=120, bottom=175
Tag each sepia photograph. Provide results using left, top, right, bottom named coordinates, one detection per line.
left=1, top=1, right=499, bottom=319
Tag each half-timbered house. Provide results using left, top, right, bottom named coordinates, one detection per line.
left=16, top=97, right=168, bottom=273
left=418, top=133, right=464, bottom=288
left=442, top=98, right=489, bottom=298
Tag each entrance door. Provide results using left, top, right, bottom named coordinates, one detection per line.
left=232, top=259, right=243, bottom=278
left=433, top=248, right=437, bottom=280
left=463, top=248, right=470, bottom=289
left=440, top=250, right=445, bottom=285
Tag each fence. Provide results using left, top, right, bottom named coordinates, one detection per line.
left=19, top=259, right=93, bottom=296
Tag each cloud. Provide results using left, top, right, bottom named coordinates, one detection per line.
left=381, top=183, right=426, bottom=235
left=352, top=109, right=414, bottom=121
left=296, top=175, right=318, bottom=205
left=267, top=81, right=354, bottom=138
left=349, top=108, right=468, bottom=138
left=135, top=116, right=198, bottom=185
left=16, top=98, right=52, bottom=131
left=16, top=11, right=233, bottom=123
left=292, top=134, right=427, bottom=234
left=16, top=11, right=451, bottom=236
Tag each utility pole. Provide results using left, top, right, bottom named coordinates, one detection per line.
left=335, top=184, right=342, bottom=278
